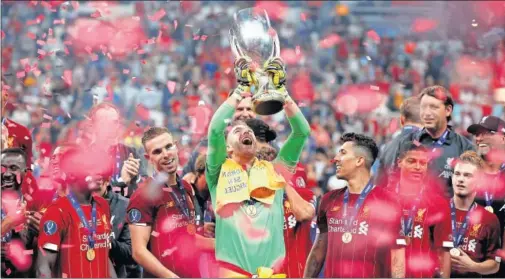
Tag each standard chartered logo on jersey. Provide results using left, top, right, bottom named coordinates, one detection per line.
left=328, top=218, right=369, bottom=235
left=81, top=232, right=111, bottom=251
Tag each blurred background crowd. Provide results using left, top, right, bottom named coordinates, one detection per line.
left=2, top=0, right=505, bottom=195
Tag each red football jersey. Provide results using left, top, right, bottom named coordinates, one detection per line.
left=38, top=195, right=112, bottom=278
left=317, top=186, right=402, bottom=278
left=395, top=192, right=452, bottom=278
left=449, top=204, right=502, bottom=278
left=282, top=185, right=315, bottom=278
left=4, top=119, right=32, bottom=166
left=126, top=178, right=200, bottom=278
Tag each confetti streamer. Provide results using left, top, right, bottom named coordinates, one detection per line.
left=149, top=9, right=166, bottom=22
left=16, top=71, right=26, bottom=79
left=167, top=81, right=176, bottom=94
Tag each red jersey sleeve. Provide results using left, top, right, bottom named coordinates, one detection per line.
left=38, top=203, right=66, bottom=252
left=486, top=214, right=502, bottom=261
left=126, top=188, right=156, bottom=226
left=295, top=187, right=316, bottom=206
left=317, top=191, right=333, bottom=233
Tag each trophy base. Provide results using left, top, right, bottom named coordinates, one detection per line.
left=252, top=91, right=285, bottom=115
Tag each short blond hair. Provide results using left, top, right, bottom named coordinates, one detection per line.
left=457, top=151, right=484, bottom=169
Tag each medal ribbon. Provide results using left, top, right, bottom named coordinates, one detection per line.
left=342, top=180, right=374, bottom=232
left=450, top=199, right=475, bottom=247
left=168, top=181, right=191, bottom=220
left=396, top=184, right=424, bottom=237
left=67, top=192, right=97, bottom=250
left=485, top=163, right=505, bottom=207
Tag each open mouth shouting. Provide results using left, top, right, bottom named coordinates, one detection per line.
left=240, top=134, right=254, bottom=146
left=1, top=175, right=16, bottom=189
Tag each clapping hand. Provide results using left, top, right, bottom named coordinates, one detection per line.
left=120, top=153, right=141, bottom=185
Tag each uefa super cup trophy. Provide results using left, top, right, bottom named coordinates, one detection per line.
left=229, top=8, right=285, bottom=115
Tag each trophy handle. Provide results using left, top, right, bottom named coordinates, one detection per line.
left=229, top=30, right=245, bottom=59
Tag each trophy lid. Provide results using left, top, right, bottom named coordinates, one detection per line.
left=229, top=8, right=280, bottom=65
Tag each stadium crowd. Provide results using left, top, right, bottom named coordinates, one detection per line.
left=1, top=1, right=505, bottom=278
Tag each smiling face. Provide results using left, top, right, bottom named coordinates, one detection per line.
left=474, top=130, right=505, bottom=157
left=420, top=94, right=451, bottom=132
left=233, top=98, right=255, bottom=122
left=398, top=150, right=429, bottom=183
left=1, top=153, right=26, bottom=190
left=144, top=132, right=178, bottom=174
left=227, top=124, right=257, bottom=159
left=333, top=141, right=366, bottom=180
left=452, top=162, right=478, bottom=198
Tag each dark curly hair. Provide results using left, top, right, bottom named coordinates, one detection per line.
left=340, top=132, right=379, bottom=169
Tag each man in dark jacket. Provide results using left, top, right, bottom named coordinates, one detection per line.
left=94, top=177, right=141, bottom=278
left=375, top=96, right=423, bottom=187
left=395, top=86, right=474, bottom=197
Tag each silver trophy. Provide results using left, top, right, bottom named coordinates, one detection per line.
left=229, top=8, right=284, bottom=115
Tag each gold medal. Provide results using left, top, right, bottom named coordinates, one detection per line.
left=485, top=206, right=494, bottom=213
left=450, top=248, right=461, bottom=257
left=187, top=223, right=196, bottom=235
left=86, top=249, right=96, bottom=261
left=342, top=232, right=352, bottom=244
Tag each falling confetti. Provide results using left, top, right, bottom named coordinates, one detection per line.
left=471, top=19, right=478, bottom=27
left=149, top=9, right=166, bottom=22
left=173, top=20, right=178, bottom=30
left=167, top=81, right=176, bottom=94
left=151, top=231, right=160, bottom=237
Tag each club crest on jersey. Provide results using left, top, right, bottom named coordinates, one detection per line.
left=415, top=208, right=427, bottom=222
left=44, top=220, right=58, bottom=236
left=128, top=209, right=142, bottom=223
left=469, top=224, right=481, bottom=237
left=296, top=177, right=306, bottom=188
left=102, top=215, right=109, bottom=230
left=331, top=206, right=340, bottom=212
left=165, top=201, right=175, bottom=208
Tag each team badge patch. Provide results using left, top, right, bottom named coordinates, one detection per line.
left=296, top=177, right=306, bottom=188
left=43, top=220, right=57, bottom=235
left=128, top=209, right=142, bottom=223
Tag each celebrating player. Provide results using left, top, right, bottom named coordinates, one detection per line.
left=447, top=151, right=501, bottom=277
left=206, top=57, right=314, bottom=277
left=393, top=142, right=452, bottom=277
left=35, top=147, right=116, bottom=278
left=127, top=127, right=214, bottom=278
left=304, top=133, right=405, bottom=278
left=251, top=118, right=316, bottom=278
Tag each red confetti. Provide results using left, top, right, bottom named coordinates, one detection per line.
left=90, top=10, right=102, bottom=18
left=141, top=60, right=146, bottom=64
left=26, top=32, right=37, bottom=40
left=148, top=9, right=166, bottom=22
left=37, top=49, right=47, bottom=56
left=48, top=28, right=53, bottom=36
left=6, top=269, right=11, bottom=276
left=62, top=70, right=72, bottom=87
left=366, top=30, right=381, bottom=44
left=167, top=81, right=176, bottom=94
left=41, top=122, right=51, bottom=129
left=137, top=49, right=145, bottom=55
left=62, top=273, right=68, bottom=278
left=123, top=69, right=130, bottom=74
left=173, top=20, right=178, bottom=30
left=43, top=114, right=52, bottom=120
left=301, top=13, right=307, bottom=21
left=1, top=30, right=4, bottom=40
left=23, top=194, right=33, bottom=202
left=23, top=250, right=34, bottom=255
left=40, top=1, right=52, bottom=9
left=151, top=231, right=159, bottom=237
left=201, top=35, right=208, bottom=41
left=91, top=54, right=99, bottom=61
left=193, top=35, right=200, bottom=40
left=71, top=1, right=79, bottom=10
left=319, top=34, right=342, bottom=48
left=16, top=71, right=26, bottom=79
left=36, top=40, right=46, bottom=46
left=267, top=27, right=277, bottom=38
